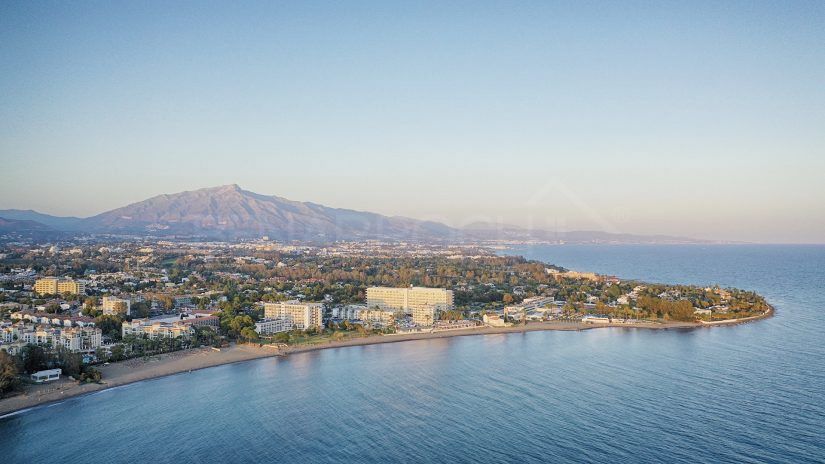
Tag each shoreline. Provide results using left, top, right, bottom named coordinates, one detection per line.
left=0, top=307, right=773, bottom=418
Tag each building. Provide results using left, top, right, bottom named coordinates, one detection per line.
left=34, top=277, right=86, bottom=295
left=31, top=368, right=62, bottom=383
left=505, top=296, right=554, bottom=315
left=263, top=301, right=323, bottom=330
left=2, top=323, right=101, bottom=353
left=332, top=305, right=395, bottom=326
left=102, top=296, right=131, bottom=316
left=433, top=320, right=477, bottom=331
left=11, top=311, right=95, bottom=328
left=482, top=313, right=507, bottom=327
left=122, top=319, right=194, bottom=339
left=366, top=287, right=454, bottom=326
left=357, top=308, right=396, bottom=326
left=57, top=326, right=102, bottom=352
left=255, top=318, right=292, bottom=335
left=582, top=315, right=610, bottom=324
left=179, top=313, right=220, bottom=330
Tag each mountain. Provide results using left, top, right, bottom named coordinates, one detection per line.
left=1, top=185, right=711, bottom=243
left=0, top=217, right=54, bottom=232
left=462, top=222, right=706, bottom=244
left=0, top=209, right=84, bottom=231
left=80, top=184, right=454, bottom=240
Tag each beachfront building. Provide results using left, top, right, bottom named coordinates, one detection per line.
left=102, top=296, right=131, bottom=316
left=357, top=308, right=396, bottom=326
left=122, top=319, right=194, bottom=339
left=332, top=305, right=395, bottom=326
left=31, top=368, right=62, bottom=383
left=482, top=313, right=508, bottom=327
left=263, top=301, right=323, bottom=330
left=366, top=287, right=454, bottom=326
left=504, top=295, right=555, bottom=317
left=255, top=318, right=292, bottom=335
left=332, top=304, right=365, bottom=320
left=433, top=320, right=478, bottom=331
left=582, top=315, right=610, bottom=324
left=34, top=277, right=86, bottom=295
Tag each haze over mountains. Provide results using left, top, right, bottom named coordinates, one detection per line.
left=0, top=185, right=708, bottom=243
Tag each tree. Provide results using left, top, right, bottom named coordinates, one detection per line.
left=96, top=314, right=123, bottom=340
left=84, top=297, right=98, bottom=310
left=21, top=344, right=48, bottom=374
left=0, top=350, right=19, bottom=396
left=78, top=367, right=102, bottom=383
left=131, top=301, right=151, bottom=318
left=110, top=344, right=126, bottom=362
left=502, top=293, right=514, bottom=304
left=240, top=327, right=258, bottom=342
left=45, top=302, right=61, bottom=314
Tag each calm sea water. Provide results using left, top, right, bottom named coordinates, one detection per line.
left=1, top=245, right=824, bottom=463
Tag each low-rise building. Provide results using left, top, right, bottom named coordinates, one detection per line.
left=122, top=319, right=194, bottom=339
left=483, top=313, right=508, bottom=327
left=31, top=368, right=62, bottom=383
left=102, top=296, right=131, bottom=316
left=1, top=323, right=101, bottom=353
left=582, top=315, right=610, bottom=324
left=57, top=326, right=102, bottom=352
left=255, top=318, right=292, bottom=335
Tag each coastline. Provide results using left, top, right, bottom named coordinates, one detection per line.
left=0, top=308, right=773, bottom=418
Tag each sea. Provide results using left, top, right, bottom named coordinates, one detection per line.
left=1, top=244, right=823, bottom=463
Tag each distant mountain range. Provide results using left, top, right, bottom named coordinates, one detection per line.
left=0, top=184, right=710, bottom=243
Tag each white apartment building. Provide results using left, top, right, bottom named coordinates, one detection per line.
left=57, top=326, right=102, bottom=352
left=263, top=301, right=323, bottom=330
left=505, top=295, right=555, bottom=315
left=122, top=319, right=194, bottom=339
left=2, top=323, right=101, bottom=353
left=254, top=318, right=292, bottom=335
left=102, top=296, right=131, bottom=316
left=332, top=305, right=395, bottom=326
left=366, top=287, right=454, bottom=326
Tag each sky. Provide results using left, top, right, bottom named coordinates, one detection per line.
left=1, top=1, right=823, bottom=243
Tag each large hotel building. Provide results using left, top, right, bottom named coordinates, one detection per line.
left=263, top=301, right=323, bottom=330
left=366, top=287, right=454, bottom=326
left=34, top=277, right=86, bottom=296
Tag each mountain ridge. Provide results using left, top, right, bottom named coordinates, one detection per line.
left=0, top=185, right=712, bottom=243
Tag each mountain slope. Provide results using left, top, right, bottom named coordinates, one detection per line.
left=2, top=185, right=711, bottom=243
left=0, top=209, right=84, bottom=230
left=0, top=217, right=54, bottom=232
left=80, top=184, right=453, bottom=240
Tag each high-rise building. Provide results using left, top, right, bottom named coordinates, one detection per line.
left=366, top=287, right=454, bottom=326
left=263, top=301, right=323, bottom=330
left=34, top=277, right=85, bottom=295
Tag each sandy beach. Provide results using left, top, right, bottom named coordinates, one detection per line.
left=0, top=309, right=772, bottom=418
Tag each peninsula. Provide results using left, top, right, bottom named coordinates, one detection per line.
left=0, top=239, right=772, bottom=417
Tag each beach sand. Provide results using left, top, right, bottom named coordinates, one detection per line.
left=0, top=310, right=771, bottom=417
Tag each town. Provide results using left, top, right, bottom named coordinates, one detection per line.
left=0, top=238, right=771, bottom=397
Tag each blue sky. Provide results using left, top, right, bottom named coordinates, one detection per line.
left=1, top=1, right=823, bottom=243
